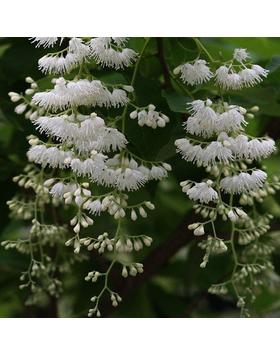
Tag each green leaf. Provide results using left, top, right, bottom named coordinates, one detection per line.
left=162, top=89, right=189, bottom=113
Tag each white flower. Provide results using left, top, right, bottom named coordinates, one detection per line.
left=74, top=155, right=152, bottom=191
left=220, top=169, right=267, bottom=194
left=251, top=64, right=269, bottom=78
left=111, top=37, right=127, bottom=45
left=176, top=59, right=213, bottom=86
left=96, top=128, right=128, bottom=153
left=239, top=68, right=262, bottom=87
left=216, top=106, right=247, bottom=133
left=27, top=145, right=72, bottom=168
left=30, top=37, right=59, bottom=48
left=185, top=100, right=247, bottom=137
left=203, top=141, right=233, bottom=165
left=175, top=138, right=232, bottom=167
left=70, top=155, right=107, bottom=180
left=188, top=99, right=206, bottom=113
left=86, top=200, right=102, bottom=215
left=215, top=64, right=269, bottom=90
left=32, top=78, right=128, bottom=111
left=149, top=165, right=168, bottom=180
left=185, top=99, right=216, bottom=137
left=50, top=182, right=74, bottom=198
left=175, top=138, right=204, bottom=165
left=38, top=38, right=91, bottom=75
left=110, top=89, right=130, bottom=108
left=35, top=114, right=127, bottom=153
left=233, top=48, right=249, bottom=63
left=228, top=135, right=276, bottom=160
left=115, top=168, right=147, bottom=191
left=215, top=66, right=242, bottom=90
left=90, top=37, right=138, bottom=69
left=32, top=78, right=102, bottom=110
left=247, top=138, right=276, bottom=160
left=186, top=181, right=218, bottom=204
left=227, top=134, right=249, bottom=158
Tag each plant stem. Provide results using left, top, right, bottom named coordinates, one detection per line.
left=121, top=37, right=150, bottom=133
left=193, top=38, right=214, bottom=63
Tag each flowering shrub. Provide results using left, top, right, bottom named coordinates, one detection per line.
left=1, top=37, right=280, bottom=317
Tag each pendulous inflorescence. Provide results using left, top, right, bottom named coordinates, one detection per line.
left=4, top=37, right=171, bottom=316
left=174, top=42, right=280, bottom=316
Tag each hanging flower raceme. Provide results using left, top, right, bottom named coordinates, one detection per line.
left=4, top=37, right=171, bottom=317
left=174, top=41, right=280, bottom=317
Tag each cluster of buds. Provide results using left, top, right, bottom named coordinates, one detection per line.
left=9, top=76, right=41, bottom=119
left=13, top=164, right=51, bottom=202
left=19, top=257, right=63, bottom=299
left=30, top=219, right=67, bottom=246
left=129, top=201, right=155, bottom=221
left=115, top=235, right=153, bottom=252
left=188, top=223, right=205, bottom=236
left=100, top=194, right=128, bottom=219
left=130, top=104, right=170, bottom=128
left=121, top=262, right=144, bottom=277
left=7, top=199, right=33, bottom=220
left=237, top=214, right=273, bottom=245
left=85, top=233, right=114, bottom=254
left=198, top=236, right=228, bottom=268
left=227, top=208, right=248, bottom=222
left=208, top=284, right=228, bottom=296
left=70, top=213, right=94, bottom=234
left=85, top=270, right=101, bottom=283
left=1, top=239, right=30, bottom=254
left=64, top=182, right=92, bottom=206
left=234, top=263, right=267, bottom=282
left=244, top=242, right=275, bottom=257
left=239, top=177, right=280, bottom=205
left=193, top=203, right=248, bottom=223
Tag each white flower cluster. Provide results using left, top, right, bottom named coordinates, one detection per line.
left=176, top=123, right=275, bottom=200
left=9, top=77, right=41, bottom=119
left=35, top=113, right=127, bottom=153
left=31, top=37, right=59, bottom=48
left=215, top=64, right=268, bottom=90
left=38, top=38, right=91, bottom=75
left=175, top=99, right=276, bottom=169
left=220, top=170, right=267, bottom=194
left=32, top=77, right=129, bottom=111
left=34, top=37, right=138, bottom=75
left=181, top=180, right=218, bottom=204
left=129, top=104, right=170, bottom=128
left=185, top=99, right=247, bottom=137
left=174, top=48, right=268, bottom=90
left=174, top=59, right=213, bottom=86
left=90, top=37, right=138, bottom=69
left=28, top=140, right=171, bottom=192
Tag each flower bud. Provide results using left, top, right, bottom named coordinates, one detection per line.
left=130, top=110, right=138, bottom=119
left=194, top=225, right=205, bottom=236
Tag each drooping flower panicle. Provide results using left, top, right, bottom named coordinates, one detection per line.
left=6, top=37, right=171, bottom=317
left=174, top=41, right=279, bottom=317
